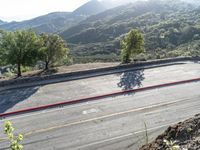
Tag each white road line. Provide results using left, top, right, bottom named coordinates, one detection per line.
left=73, top=116, right=193, bottom=150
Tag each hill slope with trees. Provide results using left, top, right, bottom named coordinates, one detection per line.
left=60, top=0, right=200, bottom=62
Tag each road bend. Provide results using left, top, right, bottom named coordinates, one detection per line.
left=0, top=81, right=200, bottom=150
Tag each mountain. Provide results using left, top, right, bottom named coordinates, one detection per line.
left=0, top=20, right=5, bottom=25
left=73, top=0, right=106, bottom=16
left=0, top=0, right=137, bottom=33
left=0, top=0, right=112, bottom=33
left=0, top=12, right=86, bottom=33
left=1, top=0, right=199, bottom=63
left=59, top=0, right=200, bottom=62
left=73, top=0, right=135, bottom=16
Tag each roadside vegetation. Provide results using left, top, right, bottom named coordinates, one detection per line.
left=39, top=33, right=70, bottom=70
left=4, top=121, right=24, bottom=150
left=121, top=29, right=145, bottom=63
left=0, top=28, right=145, bottom=78
left=0, top=1, right=200, bottom=78
left=0, top=29, right=71, bottom=77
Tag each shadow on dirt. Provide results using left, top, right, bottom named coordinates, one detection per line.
left=0, top=86, right=39, bottom=113
left=117, top=69, right=145, bottom=91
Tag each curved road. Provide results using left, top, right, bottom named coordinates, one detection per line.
left=0, top=82, right=200, bottom=149
left=0, top=62, right=199, bottom=113
left=0, top=62, right=200, bottom=150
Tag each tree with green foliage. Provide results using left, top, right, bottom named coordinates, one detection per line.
left=0, top=29, right=41, bottom=77
left=0, top=29, right=6, bottom=66
left=121, top=29, right=145, bottom=63
left=40, top=33, right=70, bottom=70
left=4, top=121, right=24, bottom=150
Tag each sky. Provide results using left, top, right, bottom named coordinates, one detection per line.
left=0, top=0, right=91, bottom=22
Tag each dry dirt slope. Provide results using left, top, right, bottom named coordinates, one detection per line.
left=140, top=114, right=200, bottom=150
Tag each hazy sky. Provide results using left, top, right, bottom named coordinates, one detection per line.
left=0, top=0, right=91, bottom=22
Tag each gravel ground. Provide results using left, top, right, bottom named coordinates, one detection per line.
left=140, top=114, right=200, bottom=150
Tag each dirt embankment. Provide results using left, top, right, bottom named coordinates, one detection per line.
left=0, top=62, right=119, bottom=81
left=140, top=114, right=200, bottom=150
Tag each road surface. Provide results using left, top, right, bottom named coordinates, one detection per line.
left=0, top=81, right=200, bottom=150
left=0, top=62, right=200, bottom=113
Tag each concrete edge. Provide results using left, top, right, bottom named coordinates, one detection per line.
left=0, top=57, right=199, bottom=91
left=1, top=77, right=200, bottom=118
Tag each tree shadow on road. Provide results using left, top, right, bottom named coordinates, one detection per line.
left=0, top=86, right=39, bottom=113
left=117, top=69, right=145, bottom=92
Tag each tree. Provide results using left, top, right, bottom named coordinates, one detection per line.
left=121, top=29, right=145, bottom=63
left=40, top=33, right=69, bottom=70
left=0, top=29, right=6, bottom=66
left=0, top=29, right=41, bottom=77
left=4, top=121, right=24, bottom=150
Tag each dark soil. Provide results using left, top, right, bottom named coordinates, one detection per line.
left=140, top=114, right=200, bottom=150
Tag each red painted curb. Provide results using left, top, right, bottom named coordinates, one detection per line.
left=0, top=77, right=200, bottom=118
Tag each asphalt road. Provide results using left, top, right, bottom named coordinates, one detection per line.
left=0, top=62, right=200, bottom=113
left=0, top=81, right=200, bottom=150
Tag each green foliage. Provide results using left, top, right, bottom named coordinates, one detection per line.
left=121, top=29, right=145, bottom=63
left=73, top=53, right=120, bottom=63
left=4, top=121, right=24, bottom=150
left=0, top=29, right=72, bottom=76
left=163, top=139, right=181, bottom=150
left=40, top=33, right=70, bottom=70
left=59, top=0, right=200, bottom=63
left=0, top=29, right=6, bottom=66
left=0, top=29, right=41, bottom=76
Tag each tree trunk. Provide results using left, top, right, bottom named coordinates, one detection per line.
left=45, top=61, right=49, bottom=70
left=17, top=63, right=21, bottom=77
left=123, top=53, right=130, bottom=64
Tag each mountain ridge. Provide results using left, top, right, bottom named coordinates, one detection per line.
left=73, top=0, right=107, bottom=16
left=0, top=20, right=5, bottom=25
left=0, top=0, right=140, bottom=33
left=0, top=0, right=112, bottom=33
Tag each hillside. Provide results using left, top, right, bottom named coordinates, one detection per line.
left=0, top=12, right=78, bottom=33
left=60, top=0, right=200, bottom=63
left=0, top=20, right=5, bottom=25
left=0, top=0, right=199, bottom=63
left=140, top=114, right=200, bottom=150
left=0, top=0, right=137, bottom=34
left=73, top=0, right=106, bottom=16
left=0, top=0, right=111, bottom=33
